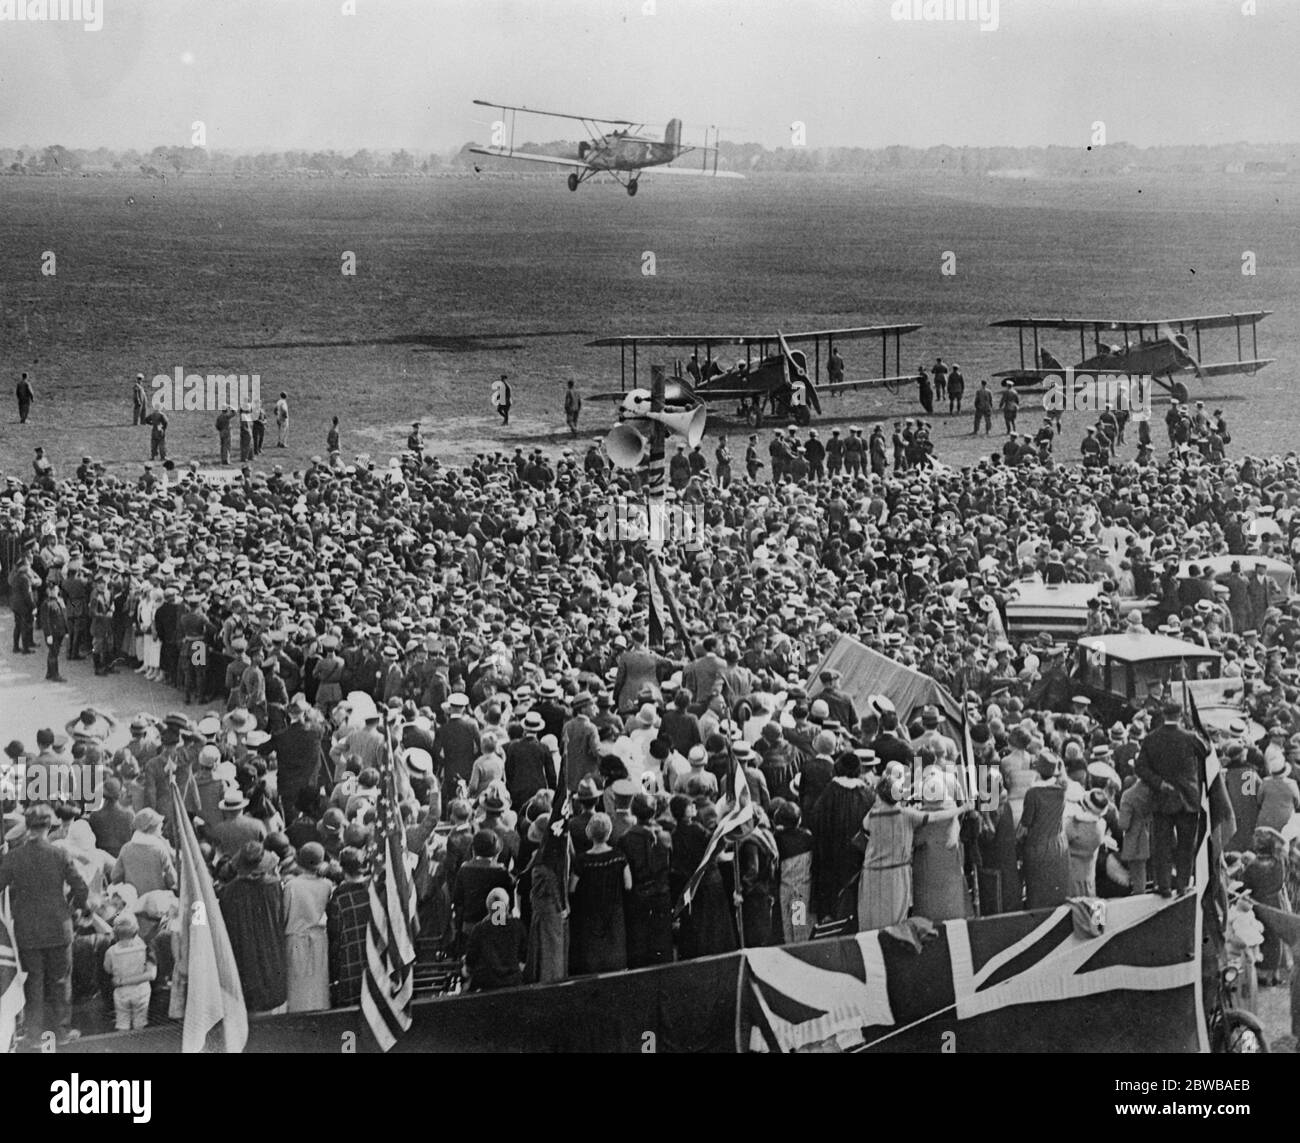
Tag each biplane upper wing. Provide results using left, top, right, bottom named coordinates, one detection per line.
left=990, top=311, right=1271, bottom=334
left=586, top=324, right=921, bottom=349
left=468, top=146, right=588, bottom=170
left=777, top=323, right=924, bottom=342
left=473, top=99, right=637, bottom=126
left=587, top=334, right=752, bottom=348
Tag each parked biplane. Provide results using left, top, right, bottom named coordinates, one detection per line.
left=991, top=311, right=1273, bottom=396
left=469, top=100, right=742, bottom=195
left=587, top=324, right=922, bottom=426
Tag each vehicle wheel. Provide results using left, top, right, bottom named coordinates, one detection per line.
left=794, top=405, right=811, bottom=427
left=567, top=173, right=579, bottom=192
left=744, top=404, right=760, bottom=427
left=1219, top=1012, right=1269, bottom=1053
left=627, top=180, right=638, bottom=197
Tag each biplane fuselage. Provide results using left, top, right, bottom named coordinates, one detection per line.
left=1074, top=339, right=1193, bottom=379
left=580, top=133, right=681, bottom=172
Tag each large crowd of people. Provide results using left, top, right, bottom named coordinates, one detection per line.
left=2, top=405, right=1299, bottom=1047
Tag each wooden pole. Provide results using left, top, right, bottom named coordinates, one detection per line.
left=645, top=365, right=667, bottom=646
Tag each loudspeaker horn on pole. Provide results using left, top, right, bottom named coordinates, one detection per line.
left=605, top=421, right=650, bottom=469
left=643, top=404, right=707, bottom=448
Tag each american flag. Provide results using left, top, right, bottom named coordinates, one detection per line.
left=360, top=723, right=419, bottom=1052
left=0, top=890, right=24, bottom=1052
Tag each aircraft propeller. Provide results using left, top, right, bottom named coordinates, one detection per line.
left=1157, top=324, right=1205, bottom=380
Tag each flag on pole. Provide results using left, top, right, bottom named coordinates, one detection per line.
left=646, top=557, right=670, bottom=649
left=647, top=553, right=693, bottom=655
left=360, top=720, right=419, bottom=1052
left=0, top=890, right=25, bottom=1053
left=676, top=756, right=754, bottom=915
left=957, top=698, right=978, bottom=809
left=1182, top=681, right=1234, bottom=931
left=167, top=779, right=248, bottom=1053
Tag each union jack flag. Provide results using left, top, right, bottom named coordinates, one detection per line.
left=742, top=893, right=1205, bottom=1053
left=677, top=756, right=753, bottom=916
left=0, top=891, right=24, bottom=1053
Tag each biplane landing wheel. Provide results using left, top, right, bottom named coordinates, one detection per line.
left=567, top=173, right=579, bottom=192
left=627, top=179, right=639, bottom=197
left=794, top=406, right=811, bottom=427
left=745, top=404, right=761, bottom=428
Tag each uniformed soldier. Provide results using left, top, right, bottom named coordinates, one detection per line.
left=745, top=434, right=763, bottom=481
left=714, top=434, right=731, bottom=487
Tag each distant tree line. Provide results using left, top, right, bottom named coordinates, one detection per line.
left=2, top=140, right=1295, bottom=178
left=0, top=144, right=438, bottom=177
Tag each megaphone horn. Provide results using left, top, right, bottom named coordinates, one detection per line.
left=605, top=422, right=650, bottom=469
left=645, top=404, right=707, bottom=448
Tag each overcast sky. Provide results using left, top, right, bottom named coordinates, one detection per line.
left=1, top=0, right=1296, bottom=152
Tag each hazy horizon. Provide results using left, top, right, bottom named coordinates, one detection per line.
left=0, top=0, right=1296, bottom=153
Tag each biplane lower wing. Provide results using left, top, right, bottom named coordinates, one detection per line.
left=819, top=375, right=917, bottom=394
left=1195, top=357, right=1274, bottom=377
left=633, top=164, right=743, bottom=179
left=692, top=388, right=759, bottom=402
left=994, top=358, right=1274, bottom=381
left=468, top=147, right=585, bottom=169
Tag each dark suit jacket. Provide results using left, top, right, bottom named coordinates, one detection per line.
left=272, top=722, right=325, bottom=806
left=1134, top=724, right=1206, bottom=815
left=819, top=686, right=858, bottom=729
left=504, top=738, right=556, bottom=807
left=39, top=597, right=68, bottom=642
left=0, top=838, right=89, bottom=948
left=797, top=755, right=834, bottom=822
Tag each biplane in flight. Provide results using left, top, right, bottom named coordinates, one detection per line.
left=991, top=311, right=1273, bottom=396
left=587, top=324, right=923, bottom=425
left=469, top=99, right=742, bottom=195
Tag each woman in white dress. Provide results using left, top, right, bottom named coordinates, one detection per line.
left=284, top=843, right=333, bottom=1012
left=137, top=586, right=164, bottom=680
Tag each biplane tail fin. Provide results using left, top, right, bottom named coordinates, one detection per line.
left=664, top=118, right=682, bottom=150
